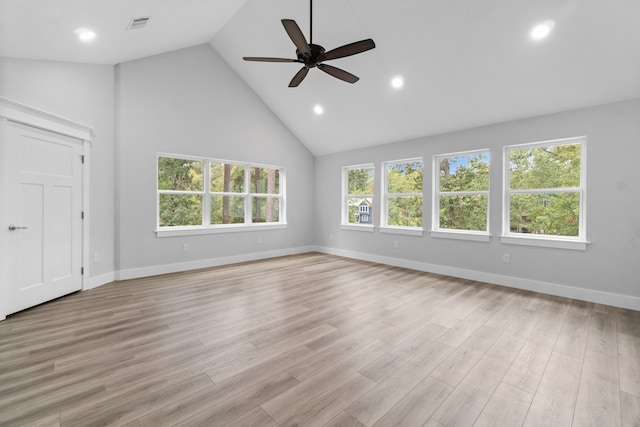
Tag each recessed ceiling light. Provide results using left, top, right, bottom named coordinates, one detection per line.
left=314, top=105, right=324, bottom=115
left=74, top=27, right=96, bottom=42
left=530, top=20, right=555, bottom=40
left=391, top=76, right=404, bottom=89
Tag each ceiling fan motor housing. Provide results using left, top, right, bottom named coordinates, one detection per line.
left=297, top=44, right=326, bottom=68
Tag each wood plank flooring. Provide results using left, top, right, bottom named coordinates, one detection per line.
left=1, top=252, right=639, bottom=426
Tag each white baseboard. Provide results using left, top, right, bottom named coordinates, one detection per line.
left=85, top=271, right=116, bottom=291
left=116, top=246, right=316, bottom=281
left=73, top=246, right=640, bottom=312
left=314, top=246, right=640, bottom=311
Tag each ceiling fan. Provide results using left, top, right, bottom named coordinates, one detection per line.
left=243, top=0, right=376, bottom=87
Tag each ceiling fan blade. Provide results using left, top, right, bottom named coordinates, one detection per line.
left=243, top=57, right=298, bottom=63
left=289, top=67, right=309, bottom=87
left=322, top=39, right=376, bottom=62
left=317, top=64, right=359, bottom=84
left=281, top=19, right=311, bottom=56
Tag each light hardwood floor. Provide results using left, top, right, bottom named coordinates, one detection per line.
left=1, top=252, right=639, bottom=427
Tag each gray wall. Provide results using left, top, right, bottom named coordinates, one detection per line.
left=115, top=44, right=315, bottom=276
left=0, top=57, right=116, bottom=283
left=315, top=98, right=640, bottom=305
left=2, top=51, right=638, bottom=309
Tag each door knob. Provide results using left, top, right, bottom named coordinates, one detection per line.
left=8, top=225, right=28, bottom=231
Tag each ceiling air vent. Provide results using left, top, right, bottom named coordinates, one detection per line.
left=127, top=16, right=150, bottom=30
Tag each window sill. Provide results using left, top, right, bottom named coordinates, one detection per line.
left=341, top=224, right=375, bottom=232
left=500, top=234, right=589, bottom=250
left=156, top=223, right=287, bottom=237
left=380, top=226, right=424, bottom=237
left=431, top=230, right=491, bottom=242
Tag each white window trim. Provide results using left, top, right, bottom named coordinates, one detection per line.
left=156, top=153, right=286, bottom=237
left=431, top=229, right=491, bottom=242
left=431, top=149, right=491, bottom=241
left=342, top=163, right=375, bottom=229
left=380, top=226, right=424, bottom=236
left=501, top=136, right=588, bottom=250
left=381, top=157, right=424, bottom=231
left=500, top=234, right=588, bottom=250
left=156, top=223, right=287, bottom=238
left=341, top=224, right=375, bottom=232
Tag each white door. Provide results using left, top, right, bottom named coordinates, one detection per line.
left=5, top=121, right=83, bottom=315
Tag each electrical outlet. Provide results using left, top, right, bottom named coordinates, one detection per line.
left=93, top=253, right=99, bottom=263
left=503, top=253, right=510, bottom=263
left=183, top=243, right=189, bottom=252
left=394, top=241, right=399, bottom=249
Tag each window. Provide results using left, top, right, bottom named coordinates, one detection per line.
left=157, top=157, right=204, bottom=227
left=382, top=158, right=424, bottom=233
left=157, top=154, right=284, bottom=236
left=503, top=137, right=586, bottom=249
left=342, top=164, right=374, bottom=229
left=432, top=150, right=490, bottom=241
left=250, top=166, right=281, bottom=223
left=210, top=162, right=246, bottom=225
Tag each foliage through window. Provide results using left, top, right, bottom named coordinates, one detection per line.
left=383, top=159, right=423, bottom=228
left=505, top=138, right=584, bottom=238
left=158, top=155, right=284, bottom=229
left=158, top=158, right=204, bottom=227
left=210, top=162, right=245, bottom=225
left=434, top=151, right=490, bottom=232
left=343, top=164, right=374, bottom=225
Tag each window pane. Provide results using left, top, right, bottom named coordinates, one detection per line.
left=347, top=197, right=373, bottom=224
left=439, top=195, right=488, bottom=231
left=252, top=196, right=280, bottom=223
left=158, top=158, right=203, bottom=191
left=210, top=163, right=245, bottom=193
left=251, top=167, right=280, bottom=194
left=387, top=197, right=423, bottom=227
left=510, top=193, right=580, bottom=236
left=510, top=143, right=581, bottom=190
left=387, top=162, right=423, bottom=193
left=440, top=154, right=489, bottom=192
left=348, top=167, right=374, bottom=195
left=211, top=195, right=244, bottom=224
left=158, top=194, right=202, bottom=226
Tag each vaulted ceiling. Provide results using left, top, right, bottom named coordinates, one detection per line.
left=2, top=0, right=639, bottom=155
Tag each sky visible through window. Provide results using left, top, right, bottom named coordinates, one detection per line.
left=446, top=153, right=490, bottom=174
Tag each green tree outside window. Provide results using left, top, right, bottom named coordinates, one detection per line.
left=507, top=141, right=582, bottom=237
left=436, top=152, right=490, bottom=232
left=385, top=160, right=423, bottom=227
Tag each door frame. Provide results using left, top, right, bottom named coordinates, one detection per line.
left=0, top=97, right=94, bottom=321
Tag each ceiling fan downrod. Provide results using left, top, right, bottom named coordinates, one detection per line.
left=309, top=0, right=313, bottom=44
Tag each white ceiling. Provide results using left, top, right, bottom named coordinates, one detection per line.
left=0, top=0, right=248, bottom=65
left=2, top=0, right=639, bottom=156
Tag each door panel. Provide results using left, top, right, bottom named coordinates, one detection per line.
left=18, top=182, right=45, bottom=290
left=20, top=134, right=74, bottom=176
left=6, top=122, right=83, bottom=314
left=51, top=185, right=74, bottom=280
